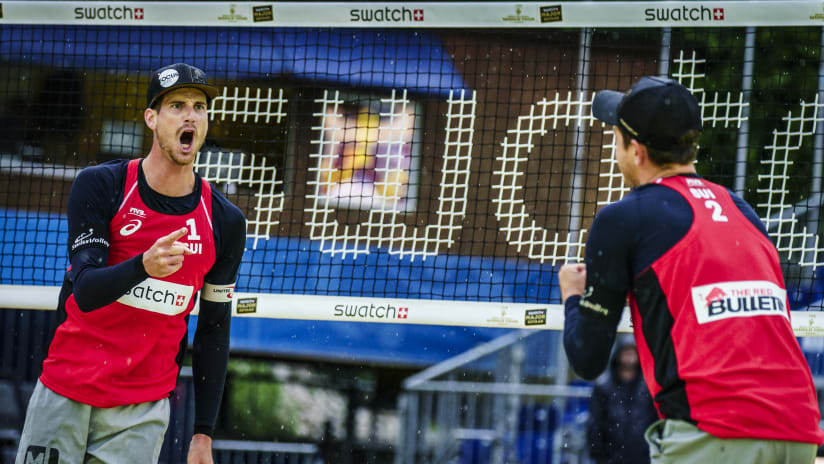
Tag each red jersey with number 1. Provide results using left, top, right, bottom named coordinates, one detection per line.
left=629, top=175, right=823, bottom=444
left=41, top=159, right=217, bottom=407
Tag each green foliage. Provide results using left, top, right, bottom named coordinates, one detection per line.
left=671, top=28, right=821, bottom=209
left=223, top=359, right=300, bottom=441
left=748, top=28, right=820, bottom=206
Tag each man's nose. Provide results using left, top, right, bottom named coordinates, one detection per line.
left=183, top=104, right=200, bottom=120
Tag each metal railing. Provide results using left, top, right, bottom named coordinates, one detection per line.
left=212, top=440, right=322, bottom=464
left=396, top=330, right=592, bottom=464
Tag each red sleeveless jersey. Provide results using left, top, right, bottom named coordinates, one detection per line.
left=41, top=159, right=217, bottom=407
left=629, top=175, right=824, bottom=443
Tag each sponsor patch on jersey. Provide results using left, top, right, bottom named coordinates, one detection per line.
left=118, top=278, right=194, bottom=316
left=71, top=227, right=110, bottom=251
left=119, top=218, right=142, bottom=236
left=691, top=280, right=788, bottom=324
left=202, top=282, right=235, bottom=302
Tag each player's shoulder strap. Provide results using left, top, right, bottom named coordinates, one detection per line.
left=115, top=159, right=141, bottom=214
left=197, top=175, right=214, bottom=233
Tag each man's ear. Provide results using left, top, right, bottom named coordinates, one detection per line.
left=630, top=139, right=648, bottom=167
left=144, top=108, right=157, bottom=131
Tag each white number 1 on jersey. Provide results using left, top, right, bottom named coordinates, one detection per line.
left=185, top=218, right=202, bottom=240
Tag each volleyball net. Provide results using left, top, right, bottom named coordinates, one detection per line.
left=3, top=1, right=824, bottom=334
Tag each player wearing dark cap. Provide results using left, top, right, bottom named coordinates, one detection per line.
left=16, top=63, right=245, bottom=464
left=560, top=76, right=824, bottom=463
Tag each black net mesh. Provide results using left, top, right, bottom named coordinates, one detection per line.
left=1, top=25, right=824, bottom=312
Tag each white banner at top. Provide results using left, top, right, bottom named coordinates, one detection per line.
left=1, top=1, right=824, bottom=28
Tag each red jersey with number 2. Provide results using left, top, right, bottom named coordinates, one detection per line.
left=41, top=159, right=217, bottom=407
left=629, top=175, right=823, bottom=444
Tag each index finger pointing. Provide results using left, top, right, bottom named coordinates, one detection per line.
left=160, top=227, right=189, bottom=244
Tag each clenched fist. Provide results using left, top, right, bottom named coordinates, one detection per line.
left=559, top=263, right=586, bottom=303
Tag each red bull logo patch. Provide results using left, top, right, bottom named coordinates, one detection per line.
left=691, top=281, right=788, bottom=324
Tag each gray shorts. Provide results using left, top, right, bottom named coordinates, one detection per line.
left=645, top=419, right=818, bottom=464
left=16, top=380, right=170, bottom=464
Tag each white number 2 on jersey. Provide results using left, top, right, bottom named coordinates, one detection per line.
left=704, top=200, right=729, bottom=222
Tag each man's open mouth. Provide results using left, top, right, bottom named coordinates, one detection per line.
left=180, top=129, right=195, bottom=148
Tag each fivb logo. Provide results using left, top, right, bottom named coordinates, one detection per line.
left=120, top=204, right=147, bottom=236
left=118, top=278, right=194, bottom=315
left=691, top=280, right=788, bottom=324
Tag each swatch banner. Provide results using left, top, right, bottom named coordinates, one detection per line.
left=0, top=1, right=823, bottom=28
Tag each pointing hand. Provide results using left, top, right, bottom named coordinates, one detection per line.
left=142, top=227, right=193, bottom=278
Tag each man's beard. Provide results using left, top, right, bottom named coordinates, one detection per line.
left=159, top=137, right=197, bottom=166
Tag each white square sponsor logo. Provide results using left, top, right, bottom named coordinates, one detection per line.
left=118, top=278, right=194, bottom=316
left=691, top=280, right=788, bottom=324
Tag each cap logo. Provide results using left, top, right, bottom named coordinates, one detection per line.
left=158, top=69, right=180, bottom=88
left=619, top=118, right=639, bottom=136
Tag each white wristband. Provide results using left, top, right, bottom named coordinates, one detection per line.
left=201, top=282, right=235, bottom=303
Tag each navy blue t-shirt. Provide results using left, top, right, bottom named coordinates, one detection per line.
left=563, top=174, right=767, bottom=380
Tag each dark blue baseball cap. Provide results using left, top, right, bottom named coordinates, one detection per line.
left=592, top=76, right=702, bottom=151
left=146, top=63, right=218, bottom=109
